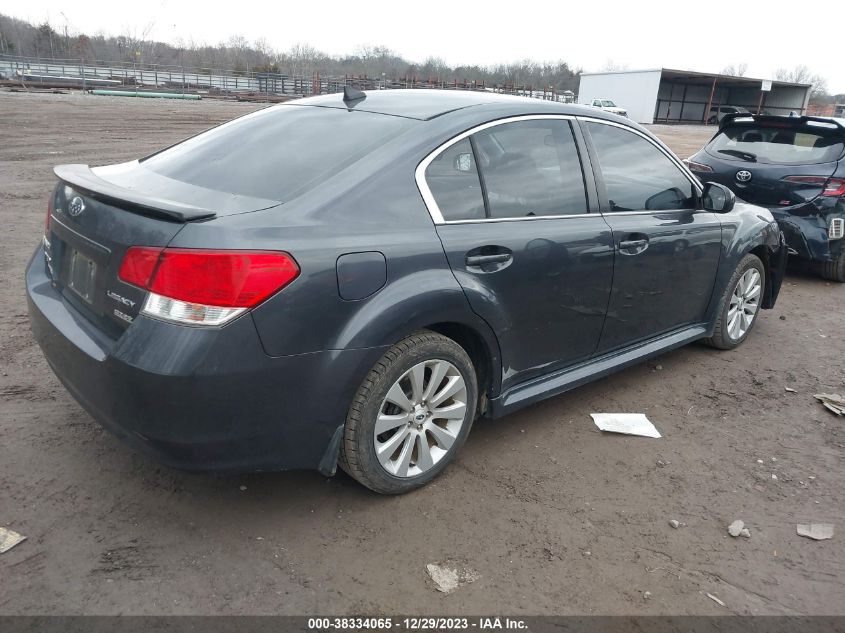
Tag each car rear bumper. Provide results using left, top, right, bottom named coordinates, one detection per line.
left=26, top=247, right=385, bottom=473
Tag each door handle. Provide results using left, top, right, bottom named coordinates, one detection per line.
left=466, top=253, right=512, bottom=266
left=618, top=234, right=649, bottom=255
left=619, top=239, right=648, bottom=250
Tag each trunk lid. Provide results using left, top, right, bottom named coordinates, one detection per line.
left=46, top=181, right=182, bottom=337
left=45, top=163, right=281, bottom=337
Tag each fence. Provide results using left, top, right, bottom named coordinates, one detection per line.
left=0, top=54, right=576, bottom=102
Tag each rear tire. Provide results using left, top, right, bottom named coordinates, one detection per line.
left=339, top=330, right=478, bottom=494
left=705, top=254, right=765, bottom=350
left=819, top=253, right=845, bottom=282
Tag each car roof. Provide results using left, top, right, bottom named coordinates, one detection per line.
left=286, top=89, right=602, bottom=121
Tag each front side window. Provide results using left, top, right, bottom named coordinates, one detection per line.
left=602, top=100, right=617, bottom=108
left=424, top=138, right=485, bottom=221
left=587, top=122, right=696, bottom=212
left=471, top=119, right=588, bottom=218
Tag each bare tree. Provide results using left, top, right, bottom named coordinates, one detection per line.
left=775, top=65, right=828, bottom=96
left=282, top=43, right=323, bottom=78
left=419, top=56, right=449, bottom=81
left=0, top=11, right=582, bottom=92
left=721, top=63, right=748, bottom=77
left=117, top=22, right=155, bottom=64
left=603, top=59, right=629, bottom=72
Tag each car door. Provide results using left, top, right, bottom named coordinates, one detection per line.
left=418, top=116, right=614, bottom=389
left=582, top=119, right=723, bottom=353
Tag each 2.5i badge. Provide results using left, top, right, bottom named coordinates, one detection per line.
left=113, top=309, right=133, bottom=324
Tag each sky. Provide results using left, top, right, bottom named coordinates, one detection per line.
left=4, top=0, right=844, bottom=93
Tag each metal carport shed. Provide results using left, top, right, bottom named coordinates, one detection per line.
left=578, top=68, right=811, bottom=124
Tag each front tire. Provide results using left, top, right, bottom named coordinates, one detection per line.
left=706, top=254, right=765, bottom=350
left=339, top=331, right=478, bottom=494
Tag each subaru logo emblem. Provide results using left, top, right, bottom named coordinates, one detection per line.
left=735, top=170, right=752, bottom=183
left=68, top=196, right=86, bottom=217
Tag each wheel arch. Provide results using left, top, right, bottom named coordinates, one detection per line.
left=747, top=226, right=787, bottom=309
left=424, top=321, right=500, bottom=414
left=748, top=243, right=775, bottom=309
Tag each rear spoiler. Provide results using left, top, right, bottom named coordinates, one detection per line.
left=719, top=112, right=845, bottom=133
left=53, top=164, right=217, bottom=222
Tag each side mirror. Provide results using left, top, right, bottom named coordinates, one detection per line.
left=702, top=182, right=736, bottom=213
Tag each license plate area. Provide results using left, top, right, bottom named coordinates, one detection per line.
left=68, top=249, right=97, bottom=303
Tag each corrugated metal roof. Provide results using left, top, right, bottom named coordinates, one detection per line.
left=580, top=68, right=811, bottom=89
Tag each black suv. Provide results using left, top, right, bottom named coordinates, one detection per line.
left=687, top=114, right=845, bottom=281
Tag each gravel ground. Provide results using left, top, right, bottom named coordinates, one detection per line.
left=0, top=92, right=843, bottom=615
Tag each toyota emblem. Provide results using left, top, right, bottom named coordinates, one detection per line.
left=68, top=196, right=86, bottom=217
left=735, top=170, right=752, bottom=183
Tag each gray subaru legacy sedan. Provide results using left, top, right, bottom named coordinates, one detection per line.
left=27, top=89, right=786, bottom=493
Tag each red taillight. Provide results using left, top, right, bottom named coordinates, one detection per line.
left=151, top=249, right=299, bottom=308
left=783, top=176, right=845, bottom=197
left=118, top=246, right=163, bottom=288
left=119, top=247, right=299, bottom=308
left=823, top=178, right=845, bottom=197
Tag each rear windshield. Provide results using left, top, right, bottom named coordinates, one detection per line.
left=707, top=123, right=845, bottom=165
left=141, top=105, right=416, bottom=201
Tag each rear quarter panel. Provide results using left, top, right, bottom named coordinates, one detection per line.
left=167, top=127, right=502, bottom=392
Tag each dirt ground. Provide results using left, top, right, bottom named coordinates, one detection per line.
left=1, top=92, right=843, bottom=616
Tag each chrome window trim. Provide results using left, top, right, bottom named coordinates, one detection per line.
left=416, top=114, right=705, bottom=226
left=578, top=116, right=705, bottom=194
left=415, top=114, right=591, bottom=225
left=433, top=212, right=595, bottom=225
left=595, top=209, right=698, bottom=217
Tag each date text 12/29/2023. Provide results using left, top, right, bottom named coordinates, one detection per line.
left=307, top=618, right=528, bottom=631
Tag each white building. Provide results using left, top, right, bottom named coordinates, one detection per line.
left=578, top=68, right=812, bottom=124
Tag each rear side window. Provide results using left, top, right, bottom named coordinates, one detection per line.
left=424, top=138, right=486, bottom=221
left=142, top=106, right=416, bottom=202
left=424, top=120, right=589, bottom=221
left=707, top=124, right=845, bottom=165
left=587, top=122, right=695, bottom=212
left=472, top=119, right=588, bottom=218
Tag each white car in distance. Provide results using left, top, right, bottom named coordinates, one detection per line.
left=589, top=99, right=628, bottom=117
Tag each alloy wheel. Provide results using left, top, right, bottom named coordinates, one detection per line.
left=727, top=268, right=761, bottom=340
left=374, top=359, right=468, bottom=478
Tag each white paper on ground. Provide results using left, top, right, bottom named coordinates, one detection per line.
left=0, top=527, right=26, bottom=553
left=590, top=413, right=662, bottom=438
left=797, top=523, right=834, bottom=541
